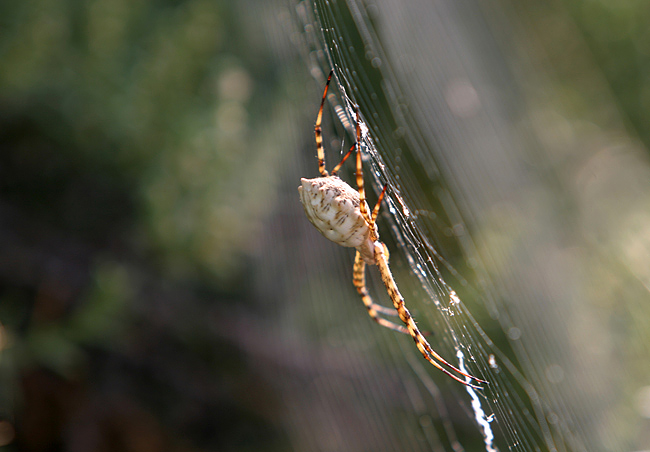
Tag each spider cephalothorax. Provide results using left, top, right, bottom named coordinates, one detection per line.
left=298, top=71, right=487, bottom=389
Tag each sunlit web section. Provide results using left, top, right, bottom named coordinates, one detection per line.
left=280, top=1, right=628, bottom=451
left=284, top=0, right=635, bottom=450
left=290, top=2, right=541, bottom=451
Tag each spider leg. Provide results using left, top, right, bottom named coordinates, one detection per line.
left=368, top=184, right=434, bottom=336
left=354, top=250, right=410, bottom=334
left=353, top=108, right=373, bottom=225
left=331, top=143, right=355, bottom=176
left=371, top=184, right=388, bottom=224
left=315, top=70, right=334, bottom=177
left=375, top=248, right=488, bottom=388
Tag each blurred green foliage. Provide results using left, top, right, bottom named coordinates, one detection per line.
left=0, top=0, right=289, bottom=284
left=556, top=0, right=650, bottom=149
left=0, top=0, right=293, bottom=450
left=563, top=0, right=650, bottom=150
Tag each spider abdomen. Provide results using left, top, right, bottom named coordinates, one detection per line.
left=299, top=176, right=373, bottom=249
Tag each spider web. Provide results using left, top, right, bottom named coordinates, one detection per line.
left=256, top=0, right=650, bottom=451
left=288, top=4, right=539, bottom=450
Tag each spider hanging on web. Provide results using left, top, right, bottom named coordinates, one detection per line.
left=298, top=71, right=487, bottom=389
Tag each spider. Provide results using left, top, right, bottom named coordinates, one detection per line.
left=298, top=71, right=487, bottom=389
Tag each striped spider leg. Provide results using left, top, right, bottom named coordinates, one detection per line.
left=298, top=71, right=487, bottom=388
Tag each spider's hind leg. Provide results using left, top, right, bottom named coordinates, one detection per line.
left=353, top=251, right=410, bottom=335
left=374, top=251, right=488, bottom=388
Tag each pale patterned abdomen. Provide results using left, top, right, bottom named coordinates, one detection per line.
left=298, top=176, right=373, bottom=249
